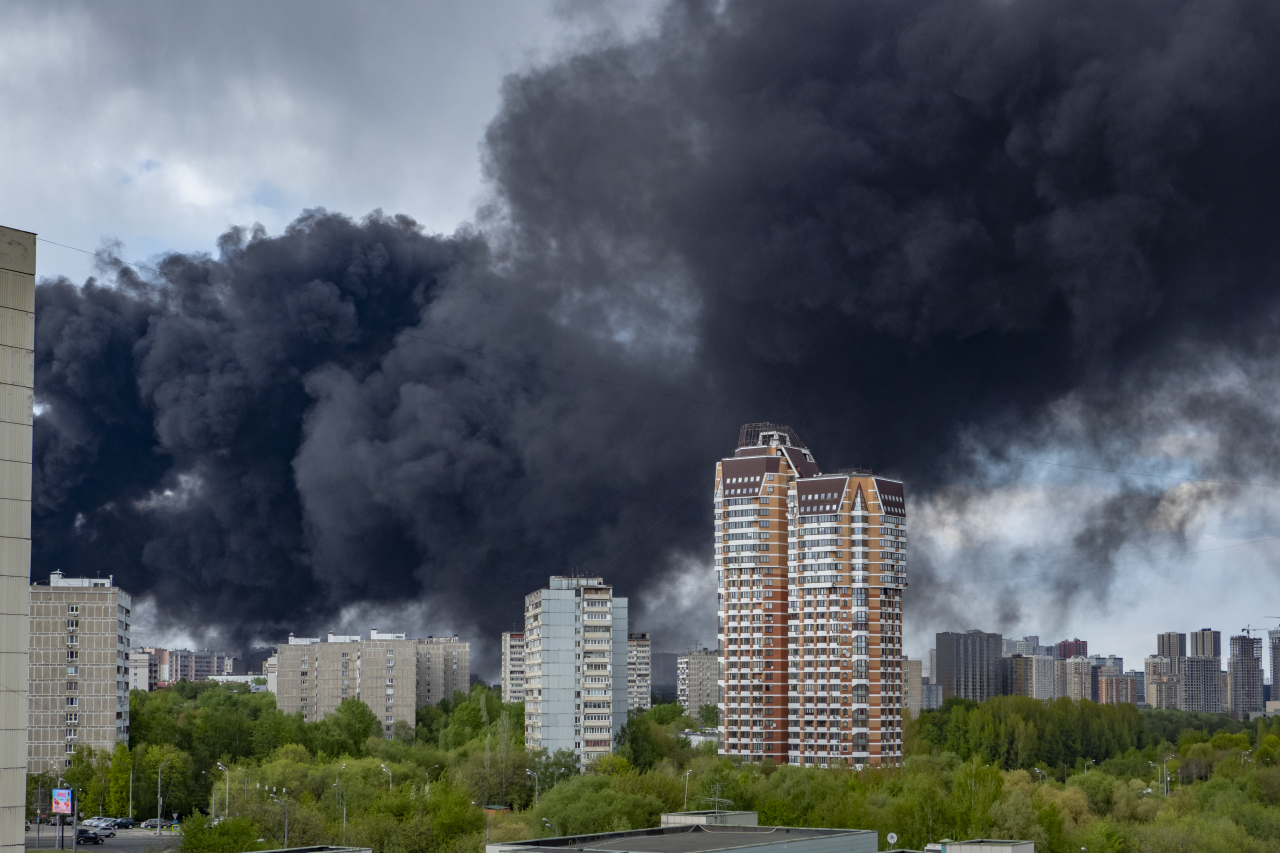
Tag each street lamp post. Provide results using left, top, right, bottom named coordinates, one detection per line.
left=218, top=763, right=230, bottom=821
left=426, top=764, right=439, bottom=801
left=157, top=759, right=171, bottom=836
left=270, top=794, right=288, bottom=847
left=381, top=764, right=393, bottom=790
left=526, top=769, right=539, bottom=806
left=334, top=764, right=347, bottom=844
left=682, top=770, right=693, bottom=811
left=472, top=802, right=491, bottom=843
left=542, top=818, right=558, bottom=838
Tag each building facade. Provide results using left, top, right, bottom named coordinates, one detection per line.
left=1270, top=629, right=1280, bottom=699
left=126, top=647, right=236, bottom=690
left=1098, top=671, right=1140, bottom=705
left=418, top=635, right=470, bottom=706
left=500, top=631, right=525, bottom=703
left=272, top=629, right=469, bottom=735
left=28, top=572, right=131, bottom=771
left=1056, top=656, right=1092, bottom=702
left=0, top=226, right=33, bottom=853
left=1180, top=655, right=1224, bottom=714
left=905, top=658, right=922, bottom=718
left=1190, top=629, right=1221, bottom=658
left=1057, top=638, right=1087, bottom=659
left=1002, top=636, right=1052, bottom=657
left=715, top=423, right=908, bottom=767
left=523, top=576, right=628, bottom=764
left=1228, top=634, right=1264, bottom=719
left=1157, top=632, right=1187, bottom=660
left=677, top=648, right=717, bottom=717
left=936, top=631, right=1002, bottom=702
left=627, top=633, right=651, bottom=711
left=1144, top=655, right=1181, bottom=710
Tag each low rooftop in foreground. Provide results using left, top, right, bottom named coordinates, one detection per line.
left=488, top=824, right=877, bottom=853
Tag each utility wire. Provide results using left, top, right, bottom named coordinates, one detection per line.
left=916, top=532, right=1280, bottom=588
left=37, top=237, right=751, bottom=417
left=1012, top=455, right=1280, bottom=489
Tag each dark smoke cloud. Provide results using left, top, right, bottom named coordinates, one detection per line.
left=33, top=0, right=1280, bottom=669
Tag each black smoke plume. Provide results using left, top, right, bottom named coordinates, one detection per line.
left=34, top=0, right=1280, bottom=666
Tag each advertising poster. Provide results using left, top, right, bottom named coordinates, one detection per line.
left=51, top=789, right=72, bottom=815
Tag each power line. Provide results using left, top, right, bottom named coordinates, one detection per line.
left=916, top=532, right=1280, bottom=588
left=1012, top=456, right=1280, bottom=489
left=36, top=237, right=752, bottom=417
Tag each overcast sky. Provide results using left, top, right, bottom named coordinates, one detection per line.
left=9, top=0, right=1280, bottom=679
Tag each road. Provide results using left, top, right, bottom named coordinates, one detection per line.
left=25, top=827, right=181, bottom=852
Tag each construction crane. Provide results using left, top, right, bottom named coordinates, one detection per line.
left=1243, top=624, right=1263, bottom=638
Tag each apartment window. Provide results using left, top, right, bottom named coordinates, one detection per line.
left=386, top=650, right=394, bottom=657
left=66, top=697, right=77, bottom=707
left=301, top=654, right=309, bottom=661
left=65, top=744, right=75, bottom=754
left=385, top=716, right=394, bottom=722
left=68, top=605, right=79, bottom=615
left=66, top=714, right=77, bottom=724
left=66, top=666, right=78, bottom=675
left=66, top=620, right=78, bottom=630
left=66, top=682, right=78, bottom=691
left=386, top=678, right=394, bottom=685
left=342, top=652, right=349, bottom=658
left=66, top=728, right=77, bottom=739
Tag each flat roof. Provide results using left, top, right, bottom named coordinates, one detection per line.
left=502, top=825, right=871, bottom=853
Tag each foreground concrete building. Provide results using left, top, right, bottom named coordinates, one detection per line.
left=500, top=631, right=525, bottom=703
left=28, top=573, right=131, bottom=771
left=677, top=648, right=717, bottom=717
left=523, top=576, right=628, bottom=764
left=0, top=227, right=32, bottom=853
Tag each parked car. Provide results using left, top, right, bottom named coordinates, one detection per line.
left=113, top=818, right=135, bottom=829
left=93, top=824, right=115, bottom=837
left=24, top=821, right=30, bottom=832
left=140, top=819, right=169, bottom=829
left=48, top=815, right=72, bottom=826
left=75, top=828, right=104, bottom=845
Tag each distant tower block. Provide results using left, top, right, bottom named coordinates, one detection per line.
left=0, top=226, right=34, bottom=853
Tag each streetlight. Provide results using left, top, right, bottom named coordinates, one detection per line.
left=381, top=764, right=393, bottom=790
left=472, top=802, right=491, bottom=844
left=682, top=770, right=693, bottom=811
left=269, top=794, right=288, bottom=847
left=334, top=764, right=347, bottom=844
left=156, top=759, right=172, bottom=836
left=526, top=769, right=539, bottom=806
left=426, top=764, right=440, bottom=800
left=543, top=818, right=558, bottom=838
left=217, top=763, right=230, bottom=820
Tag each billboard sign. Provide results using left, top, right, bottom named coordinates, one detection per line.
left=51, top=789, right=72, bottom=814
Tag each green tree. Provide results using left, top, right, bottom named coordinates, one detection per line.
left=105, top=743, right=133, bottom=817
left=697, top=705, right=719, bottom=728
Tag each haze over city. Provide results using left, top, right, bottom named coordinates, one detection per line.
left=5, top=0, right=1280, bottom=684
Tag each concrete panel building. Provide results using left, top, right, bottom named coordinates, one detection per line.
left=1181, top=655, right=1224, bottom=714
left=523, top=576, right=628, bottom=764
left=677, top=648, right=717, bottom=717
left=1056, top=656, right=1092, bottom=702
left=1157, top=632, right=1187, bottom=660
left=905, top=658, right=922, bottom=718
left=500, top=631, right=525, bottom=703
left=1270, top=628, right=1280, bottom=698
left=627, top=632, right=651, bottom=711
left=28, top=573, right=131, bottom=771
left=273, top=629, right=469, bottom=735
left=1228, top=634, right=1264, bottom=719
left=0, top=226, right=33, bottom=853
left=936, top=630, right=1003, bottom=702
left=1098, top=671, right=1140, bottom=705
left=126, top=647, right=236, bottom=690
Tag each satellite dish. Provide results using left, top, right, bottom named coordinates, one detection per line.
left=887, top=833, right=898, bottom=845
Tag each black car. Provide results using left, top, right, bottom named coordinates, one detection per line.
left=113, top=818, right=135, bottom=829
left=75, top=829, right=104, bottom=845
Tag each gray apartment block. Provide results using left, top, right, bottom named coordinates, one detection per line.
left=677, top=648, right=718, bottom=716
left=272, top=629, right=469, bottom=736
left=523, top=576, right=628, bottom=763
left=1180, top=655, right=1224, bottom=714
left=627, top=633, right=651, bottom=711
left=935, top=630, right=1002, bottom=702
left=28, top=573, right=131, bottom=771
left=1228, top=635, right=1263, bottom=718
left=0, top=226, right=33, bottom=853
left=501, top=631, right=525, bottom=703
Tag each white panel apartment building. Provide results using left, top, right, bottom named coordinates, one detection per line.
left=501, top=631, right=525, bottom=703
left=28, top=572, right=131, bottom=771
left=523, top=577, right=627, bottom=764
left=678, top=649, right=718, bottom=717
left=627, top=633, right=651, bottom=711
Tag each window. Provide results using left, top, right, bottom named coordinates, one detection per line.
left=66, top=697, right=77, bottom=707
left=68, top=605, right=79, bottom=615
left=385, top=715, right=394, bottom=722
left=66, top=714, right=77, bottom=724
left=66, top=682, right=78, bottom=691
left=66, top=666, right=78, bottom=675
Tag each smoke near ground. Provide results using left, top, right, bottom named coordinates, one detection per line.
left=32, top=0, right=1280, bottom=670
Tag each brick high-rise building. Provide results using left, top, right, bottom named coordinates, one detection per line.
left=523, top=576, right=627, bottom=764
left=0, top=225, right=34, bottom=853
left=28, top=572, right=131, bottom=771
left=1056, top=656, right=1092, bottom=702
left=1057, top=638, right=1087, bottom=659
left=1270, top=628, right=1280, bottom=699
left=936, top=631, right=1002, bottom=702
left=714, top=423, right=907, bottom=768
left=1098, top=671, right=1140, bottom=705
left=677, top=648, right=717, bottom=717
left=501, top=631, right=525, bottom=703
left=627, top=633, right=652, bottom=711
left=1228, top=634, right=1263, bottom=719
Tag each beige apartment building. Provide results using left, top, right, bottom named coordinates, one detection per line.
left=28, top=572, right=131, bottom=771
left=715, top=423, right=907, bottom=768
left=273, top=630, right=469, bottom=735
left=677, top=648, right=717, bottom=717
left=0, top=226, right=33, bottom=853
left=627, top=633, right=651, bottom=711
left=501, top=631, right=525, bottom=703
left=128, top=647, right=236, bottom=690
